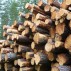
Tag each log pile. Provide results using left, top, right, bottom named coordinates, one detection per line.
left=0, top=0, right=71, bottom=71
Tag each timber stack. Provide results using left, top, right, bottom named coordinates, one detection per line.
left=0, top=0, right=71, bottom=71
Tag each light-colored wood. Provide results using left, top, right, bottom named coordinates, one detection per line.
left=33, top=32, right=48, bottom=44
left=18, top=58, right=30, bottom=67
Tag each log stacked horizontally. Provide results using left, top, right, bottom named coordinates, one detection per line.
left=1, top=0, right=71, bottom=71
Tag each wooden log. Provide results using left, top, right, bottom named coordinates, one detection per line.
left=50, top=6, right=58, bottom=13
left=33, top=32, right=48, bottom=44
left=51, top=66, right=59, bottom=71
left=31, top=4, right=46, bottom=15
left=67, top=12, right=71, bottom=20
left=47, top=52, right=54, bottom=61
left=14, top=47, right=18, bottom=53
left=24, top=20, right=34, bottom=29
left=47, top=0, right=61, bottom=8
left=32, top=25, right=49, bottom=34
left=55, top=41, right=64, bottom=48
left=18, top=45, right=31, bottom=53
left=7, top=35, right=12, bottom=41
left=55, top=9, right=69, bottom=20
left=65, top=35, right=71, bottom=52
left=25, top=3, right=33, bottom=10
left=3, top=25, right=11, bottom=30
left=10, top=43, right=18, bottom=48
left=26, top=52, right=34, bottom=60
left=51, top=10, right=57, bottom=20
left=60, top=0, right=69, bottom=9
left=0, top=53, right=5, bottom=63
left=31, top=58, right=35, bottom=65
left=16, top=35, right=32, bottom=45
left=49, top=27, right=56, bottom=38
left=5, top=52, right=17, bottom=61
left=3, top=31, right=12, bottom=37
left=45, top=38, right=55, bottom=52
left=1, top=48, right=13, bottom=53
left=19, top=12, right=25, bottom=18
left=12, top=21, right=23, bottom=28
left=36, top=13, right=48, bottom=21
left=18, top=58, right=30, bottom=67
left=19, top=67, right=34, bottom=71
left=69, top=20, right=71, bottom=30
left=34, top=52, right=49, bottom=65
left=14, top=60, right=18, bottom=66
left=2, top=40, right=10, bottom=47
left=7, top=28, right=19, bottom=34
left=51, top=62, right=59, bottom=67
left=11, top=34, right=19, bottom=41
left=13, top=66, right=19, bottom=71
left=35, top=63, right=51, bottom=71
left=0, top=40, right=5, bottom=44
left=44, top=5, right=51, bottom=13
left=0, top=44, right=3, bottom=49
left=35, top=20, right=50, bottom=30
left=38, top=0, right=47, bottom=10
left=52, top=65, right=71, bottom=71
left=18, top=25, right=25, bottom=32
left=31, top=42, right=45, bottom=50
left=56, top=23, right=65, bottom=35
left=4, top=63, right=13, bottom=71
left=21, top=27, right=32, bottom=37
left=54, top=33, right=62, bottom=41
left=25, top=13, right=32, bottom=20
left=56, top=54, right=71, bottom=65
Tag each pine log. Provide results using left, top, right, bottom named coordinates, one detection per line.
left=52, top=65, right=71, bottom=71
left=7, top=35, right=12, bottom=41
left=1, top=48, right=13, bottom=53
left=25, top=3, right=33, bottom=10
left=32, top=25, right=49, bottom=34
left=31, top=42, right=45, bottom=50
left=12, top=21, right=23, bottom=28
left=18, top=58, right=30, bottom=67
left=2, top=40, right=10, bottom=47
left=18, top=45, right=31, bottom=53
left=4, top=63, right=13, bottom=71
left=0, top=53, right=5, bottom=63
left=65, top=35, right=71, bottom=52
left=5, top=52, right=17, bottom=61
left=19, top=12, right=25, bottom=18
left=7, top=28, right=19, bottom=34
left=16, top=35, right=32, bottom=45
left=13, top=66, right=19, bottom=71
left=55, top=41, right=64, bottom=48
left=34, top=52, right=49, bottom=65
left=36, top=13, right=48, bottom=21
left=47, top=0, right=61, bottom=8
left=67, top=12, right=71, bottom=20
left=3, top=25, right=11, bottom=30
left=19, top=67, right=34, bottom=71
left=14, top=47, right=18, bottom=53
left=18, top=25, right=25, bottom=32
left=26, top=52, right=34, bottom=60
left=56, top=54, right=71, bottom=65
left=31, top=58, right=35, bottom=65
left=38, top=0, right=47, bottom=10
left=33, top=32, right=48, bottom=44
left=25, top=13, right=32, bottom=20
left=31, top=4, right=46, bottom=15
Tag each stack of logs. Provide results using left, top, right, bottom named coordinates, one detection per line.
left=0, top=0, right=71, bottom=71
